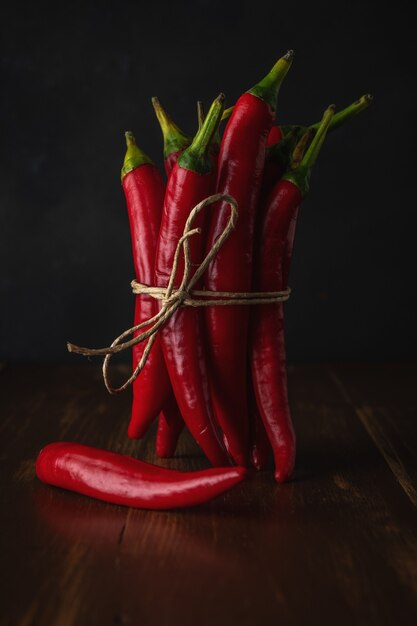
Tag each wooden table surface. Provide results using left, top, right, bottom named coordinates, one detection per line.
left=1, top=363, right=416, bottom=626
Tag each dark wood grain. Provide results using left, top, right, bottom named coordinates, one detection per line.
left=330, top=364, right=417, bottom=507
left=1, top=364, right=417, bottom=626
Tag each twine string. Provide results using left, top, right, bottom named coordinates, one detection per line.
left=67, top=193, right=290, bottom=394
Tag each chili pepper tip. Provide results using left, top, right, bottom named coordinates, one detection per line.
left=125, top=130, right=136, bottom=147
left=310, top=94, right=372, bottom=135
left=247, top=51, right=293, bottom=110
left=151, top=96, right=191, bottom=159
left=178, top=92, right=225, bottom=173
left=197, top=100, right=205, bottom=131
left=283, top=104, right=335, bottom=195
left=121, top=131, right=154, bottom=180
left=221, top=106, right=234, bottom=121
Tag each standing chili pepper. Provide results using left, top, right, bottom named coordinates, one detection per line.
left=121, top=133, right=183, bottom=441
left=250, top=105, right=335, bottom=482
left=155, top=94, right=230, bottom=467
left=152, top=97, right=192, bottom=176
left=36, top=443, right=246, bottom=510
left=203, top=52, right=294, bottom=466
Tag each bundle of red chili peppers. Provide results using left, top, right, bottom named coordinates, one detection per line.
left=36, top=52, right=372, bottom=510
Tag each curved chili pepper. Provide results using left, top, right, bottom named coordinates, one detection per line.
left=250, top=105, right=335, bottom=482
left=121, top=134, right=183, bottom=441
left=154, top=94, right=230, bottom=467
left=203, top=52, right=293, bottom=466
left=36, top=443, right=246, bottom=510
left=152, top=97, right=191, bottom=177
left=249, top=129, right=307, bottom=470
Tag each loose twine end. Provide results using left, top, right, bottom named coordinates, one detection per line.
left=67, top=193, right=290, bottom=394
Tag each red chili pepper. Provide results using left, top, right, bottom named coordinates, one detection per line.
left=155, top=94, right=230, bottom=467
left=262, top=127, right=302, bottom=201
left=248, top=374, right=270, bottom=470
left=203, top=52, right=293, bottom=466
left=36, top=443, right=246, bottom=510
left=250, top=105, right=335, bottom=482
left=156, top=409, right=184, bottom=458
left=152, top=97, right=191, bottom=177
left=267, top=124, right=284, bottom=146
left=121, top=134, right=182, bottom=441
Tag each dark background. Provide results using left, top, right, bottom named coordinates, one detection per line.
left=1, top=0, right=415, bottom=363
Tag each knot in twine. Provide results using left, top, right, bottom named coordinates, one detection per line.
left=67, top=193, right=291, bottom=394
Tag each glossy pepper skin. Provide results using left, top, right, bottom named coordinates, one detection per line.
left=262, top=128, right=301, bottom=202
left=250, top=180, right=300, bottom=482
left=154, top=95, right=230, bottom=467
left=156, top=409, right=185, bottom=458
left=250, top=106, right=335, bottom=482
left=203, top=52, right=293, bottom=466
left=267, top=124, right=284, bottom=146
left=121, top=134, right=183, bottom=441
left=36, top=443, right=246, bottom=510
left=248, top=374, right=271, bottom=470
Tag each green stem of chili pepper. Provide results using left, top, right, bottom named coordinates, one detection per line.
left=279, top=94, right=373, bottom=139
left=248, top=50, right=294, bottom=110
left=121, top=131, right=153, bottom=180
left=289, top=129, right=312, bottom=170
left=178, top=93, right=225, bottom=174
left=197, top=100, right=205, bottom=130
left=284, top=105, right=336, bottom=196
left=151, top=97, right=191, bottom=159
left=310, top=94, right=373, bottom=133
left=221, top=106, right=234, bottom=121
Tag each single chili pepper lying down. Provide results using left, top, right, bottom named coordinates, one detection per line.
left=36, top=443, right=247, bottom=510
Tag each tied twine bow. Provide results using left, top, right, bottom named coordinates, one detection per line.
left=67, top=193, right=291, bottom=394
